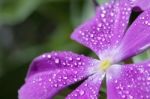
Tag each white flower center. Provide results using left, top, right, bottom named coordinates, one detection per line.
left=99, top=59, right=112, bottom=71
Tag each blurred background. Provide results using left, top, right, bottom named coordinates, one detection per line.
left=0, top=0, right=150, bottom=99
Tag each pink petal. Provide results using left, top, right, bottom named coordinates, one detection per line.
left=118, top=9, right=150, bottom=61
left=26, top=51, right=99, bottom=79
left=19, top=67, right=92, bottom=99
left=71, top=0, right=131, bottom=59
left=66, top=73, right=105, bottom=99
left=107, top=61, right=150, bottom=99
left=129, top=0, right=150, bottom=11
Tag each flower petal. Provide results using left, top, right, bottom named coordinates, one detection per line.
left=117, top=9, right=150, bottom=61
left=129, top=0, right=150, bottom=11
left=71, top=0, right=131, bottom=58
left=106, top=61, right=150, bottom=99
left=66, top=73, right=105, bottom=99
left=18, top=67, right=92, bottom=99
left=27, top=51, right=99, bottom=79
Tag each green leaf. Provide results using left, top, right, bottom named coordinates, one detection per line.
left=0, top=0, right=43, bottom=24
left=133, top=50, right=150, bottom=63
left=81, top=0, right=95, bottom=22
left=97, top=0, right=109, bottom=4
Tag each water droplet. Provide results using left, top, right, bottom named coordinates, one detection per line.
left=62, top=62, right=66, bottom=66
left=84, top=83, right=88, bottom=86
left=47, top=55, right=51, bottom=58
left=54, top=84, right=58, bottom=87
left=98, top=23, right=102, bottom=27
left=32, top=80, right=36, bottom=84
left=63, top=76, right=67, bottom=79
left=74, top=93, right=78, bottom=97
left=122, top=94, right=125, bottom=98
left=110, top=12, right=114, bottom=16
left=38, top=78, right=42, bottom=81
left=128, top=95, right=133, bottom=99
left=79, top=90, right=85, bottom=96
left=74, top=78, right=77, bottom=81
left=147, top=77, right=150, bottom=80
left=76, top=57, right=81, bottom=61
left=69, top=57, right=73, bottom=61
left=97, top=27, right=100, bottom=31
left=101, top=13, right=105, bottom=17
left=90, top=34, right=94, bottom=38
left=42, top=55, right=46, bottom=58
left=48, top=78, right=52, bottom=82
left=55, top=58, right=59, bottom=64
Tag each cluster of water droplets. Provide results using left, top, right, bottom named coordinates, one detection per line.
left=27, top=67, right=90, bottom=98
left=139, top=11, right=150, bottom=26
left=119, top=8, right=150, bottom=60
left=111, top=63, right=150, bottom=99
left=41, top=52, right=97, bottom=68
left=28, top=51, right=99, bottom=78
left=73, top=1, right=131, bottom=57
left=23, top=51, right=103, bottom=98
left=66, top=74, right=103, bottom=99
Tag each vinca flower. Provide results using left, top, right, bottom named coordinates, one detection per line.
left=19, top=0, right=150, bottom=99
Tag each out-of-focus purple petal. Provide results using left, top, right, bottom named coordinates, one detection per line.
left=71, top=0, right=131, bottom=59
left=26, top=51, right=99, bottom=79
left=66, top=73, right=105, bottom=99
left=106, top=60, right=150, bottom=99
left=128, top=0, right=150, bottom=11
left=18, top=67, right=93, bottom=99
left=117, top=9, right=150, bottom=62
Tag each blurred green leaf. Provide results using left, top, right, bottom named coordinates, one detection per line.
left=54, top=88, right=72, bottom=99
left=97, top=0, right=109, bottom=4
left=8, top=46, right=43, bottom=65
left=54, top=95, right=65, bottom=99
left=0, top=65, right=27, bottom=99
left=133, top=50, right=150, bottom=63
left=70, top=0, right=83, bottom=26
left=0, top=0, right=43, bottom=24
left=81, top=0, right=95, bottom=22
left=0, top=48, right=3, bottom=77
left=70, top=0, right=109, bottom=27
left=46, top=22, right=86, bottom=52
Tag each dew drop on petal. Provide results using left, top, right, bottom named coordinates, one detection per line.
left=55, top=58, right=59, bottom=64
left=79, top=90, right=85, bottom=96
left=47, top=55, right=51, bottom=58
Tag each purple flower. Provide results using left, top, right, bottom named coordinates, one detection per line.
left=18, top=0, right=150, bottom=99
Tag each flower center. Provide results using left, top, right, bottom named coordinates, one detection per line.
left=100, top=59, right=111, bottom=71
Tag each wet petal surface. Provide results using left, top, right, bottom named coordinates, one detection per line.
left=71, top=0, right=131, bottom=59
left=128, top=0, right=150, bottom=11
left=27, top=51, right=99, bottom=79
left=118, top=9, right=150, bottom=61
left=107, top=60, right=150, bottom=99
left=66, top=73, right=105, bottom=99
left=19, top=67, right=92, bottom=99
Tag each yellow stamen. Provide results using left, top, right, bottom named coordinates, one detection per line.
left=100, top=59, right=111, bottom=71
